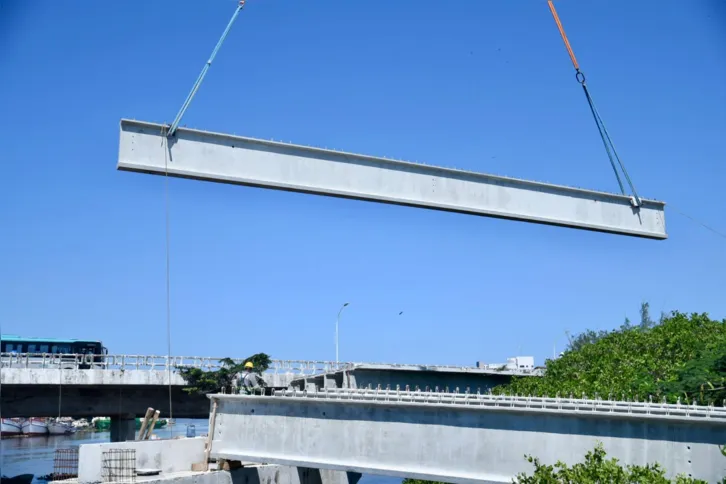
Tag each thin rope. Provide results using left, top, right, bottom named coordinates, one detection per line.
left=162, top=128, right=174, bottom=433
left=670, top=205, right=726, bottom=241
left=0, top=323, right=3, bottom=442
left=167, top=1, right=246, bottom=137
left=58, top=364, right=62, bottom=419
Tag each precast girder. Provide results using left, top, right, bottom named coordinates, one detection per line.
left=207, top=390, right=726, bottom=484
left=117, top=119, right=667, bottom=239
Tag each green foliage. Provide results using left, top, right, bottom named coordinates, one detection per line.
left=496, top=310, right=726, bottom=405
left=403, top=443, right=717, bottom=484
left=177, top=353, right=271, bottom=395
left=514, top=442, right=708, bottom=483
left=565, top=302, right=659, bottom=352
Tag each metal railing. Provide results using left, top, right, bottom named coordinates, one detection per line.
left=268, top=387, right=726, bottom=422
left=0, top=354, right=540, bottom=377
left=344, top=361, right=542, bottom=376
left=0, top=353, right=351, bottom=375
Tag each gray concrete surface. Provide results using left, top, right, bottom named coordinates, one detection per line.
left=0, top=361, right=538, bottom=418
left=78, top=438, right=361, bottom=484
left=79, top=437, right=207, bottom=482
left=86, top=467, right=361, bottom=484
left=0, top=367, right=287, bottom=418
left=291, top=363, right=536, bottom=392
left=117, top=119, right=667, bottom=239
left=0, top=366, right=296, bottom=388
left=208, top=391, right=726, bottom=484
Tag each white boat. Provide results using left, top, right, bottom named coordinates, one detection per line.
left=72, top=418, right=90, bottom=430
left=48, top=420, right=76, bottom=435
left=21, top=418, right=48, bottom=436
left=1, top=418, right=22, bottom=436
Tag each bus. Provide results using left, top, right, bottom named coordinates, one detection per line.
left=0, top=335, right=108, bottom=369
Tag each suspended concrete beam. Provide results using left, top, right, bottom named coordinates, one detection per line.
left=208, top=390, right=726, bottom=484
left=117, top=119, right=667, bottom=239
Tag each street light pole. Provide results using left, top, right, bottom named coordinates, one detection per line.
left=336, top=302, right=349, bottom=365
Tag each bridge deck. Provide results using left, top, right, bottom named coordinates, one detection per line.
left=208, top=389, right=726, bottom=484
left=117, top=119, right=667, bottom=239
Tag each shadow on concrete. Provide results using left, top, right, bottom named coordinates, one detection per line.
left=229, top=466, right=362, bottom=484
left=234, top=397, right=726, bottom=446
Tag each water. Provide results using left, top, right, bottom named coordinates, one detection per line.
left=0, top=419, right=208, bottom=480
left=0, top=419, right=401, bottom=484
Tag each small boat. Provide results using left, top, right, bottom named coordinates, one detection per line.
left=72, top=418, right=90, bottom=430
left=1, top=418, right=22, bottom=436
left=48, top=420, right=76, bottom=435
left=93, top=417, right=111, bottom=431
left=1, top=474, right=34, bottom=484
left=93, top=417, right=168, bottom=431
left=21, top=418, right=48, bottom=436
left=136, top=417, right=168, bottom=430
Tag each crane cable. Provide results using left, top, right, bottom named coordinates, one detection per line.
left=547, top=1, right=642, bottom=207
left=161, top=1, right=247, bottom=433
left=167, top=0, right=246, bottom=137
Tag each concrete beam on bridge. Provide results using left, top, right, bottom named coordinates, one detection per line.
left=117, top=119, right=667, bottom=240
left=0, top=368, right=208, bottom=418
left=290, top=362, right=538, bottom=392
left=207, top=389, right=726, bottom=484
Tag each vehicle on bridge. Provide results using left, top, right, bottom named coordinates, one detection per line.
left=0, top=335, right=108, bottom=369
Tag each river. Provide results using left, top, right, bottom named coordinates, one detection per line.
left=0, top=419, right=398, bottom=484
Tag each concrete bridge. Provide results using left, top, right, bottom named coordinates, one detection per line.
left=1, top=352, right=538, bottom=441
left=0, top=353, right=348, bottom=440
left=291, top=361, right=540, bottom=392
left=208, top=388, right=726, bottom=484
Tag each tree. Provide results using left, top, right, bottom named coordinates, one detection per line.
left=514, top=443, right=710, bottom=483
left=401, top=443, right=717, bottom=484
left=495, top=311, right=726, bottom=404
left=177, top=353, right=271, bottom=395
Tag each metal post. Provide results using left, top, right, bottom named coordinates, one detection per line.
left=335, top=302, right=349, bottom=365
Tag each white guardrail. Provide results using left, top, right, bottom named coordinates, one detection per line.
left=0, top=353, right=352, bottom=376
left=269, top=388, right=726, bottom=422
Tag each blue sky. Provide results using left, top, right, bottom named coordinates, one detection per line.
left=1, top=0, right=724, bottom=366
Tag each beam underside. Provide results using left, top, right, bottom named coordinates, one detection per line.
left=209, top=396, right=723, bottom=484
left=117, top=120, right=667, bottom=239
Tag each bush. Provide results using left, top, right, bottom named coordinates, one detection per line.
left=494, top=311, right=726, bottom=405
left=514, top=443, right=711, bottom=483
left=403, top=443, right=718, bottom=484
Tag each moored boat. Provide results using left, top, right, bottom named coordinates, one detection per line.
left=48, top=420, right=76, bottom=435
left=136, top=417, right=168, bottom=430
left=21, top=418, right=48, bottom=436
left=0, top=418, right=22, bottom=436
left=1, top=474, right=34, bottom=484
left=72, top=418, right=90, bottom=430
left=92, top=416, right=169, bottom=431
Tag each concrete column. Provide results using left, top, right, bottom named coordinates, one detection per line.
left=323, top=374, right=337, bottom=389
left=231, top=466, right=361, bottom=484
left=110, top=415, right=136, bottom=442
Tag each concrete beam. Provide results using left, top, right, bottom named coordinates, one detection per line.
left=1, top=384, right=209, bottom=418
left=79, top=438, right=361, bottom=484
left=207, top=391, right=726, bottom=484
left=117, top=119, right=667, bottom=240
left=1, top=368, right=185, bottom=385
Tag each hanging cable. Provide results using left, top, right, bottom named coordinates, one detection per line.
left=547, top=1, right=642, bottom=207
left=167, top=1, right=246, bottom=137
left=670, top=205, right=726, bottom=241
left=161, top=126, right=174, bottom=433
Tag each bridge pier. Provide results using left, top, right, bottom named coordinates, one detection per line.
left=110, top=415, right=136, bottom=442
